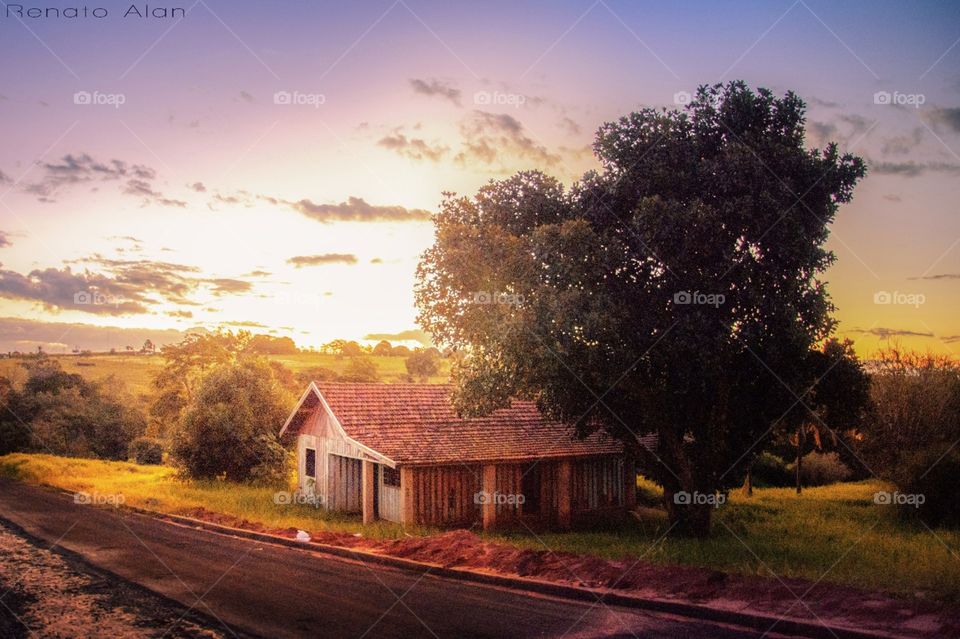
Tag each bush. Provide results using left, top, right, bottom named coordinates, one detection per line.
left=129, top=437, right=164, bottom=465
left=340, top=357, right=379, bottom=383
left=750, top=452, right=792, bottom=487
left=405, top=351, right=439, bottom=381
left=171, top=359, right=291, bottom=482
left=895, top=447, right=960, bottom=527
left=788, top=451, right=852, bottom=486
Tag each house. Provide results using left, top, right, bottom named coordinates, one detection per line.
left=279, top=382, right=636, bottom=530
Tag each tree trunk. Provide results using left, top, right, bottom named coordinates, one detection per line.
left=743, top=467, right=753, bottom=497
left=663, top=486, right=713, bottom=537
left=795, top=442, right=802, bottom=495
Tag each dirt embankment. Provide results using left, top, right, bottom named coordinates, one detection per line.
left=177, top=506, right=960, bottom=639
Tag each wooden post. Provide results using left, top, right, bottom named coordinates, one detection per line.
left=482, top=464, right=497, bottom=531
left=557, top=459, right=571, bottom=530
left=400, top=466, right=415, bottom=526
left=624, top=456, right=637, bottom=509
left=362, top=460, right=375, bottom=525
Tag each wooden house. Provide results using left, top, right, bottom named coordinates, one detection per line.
left=279, top=382, right=635, bottom=530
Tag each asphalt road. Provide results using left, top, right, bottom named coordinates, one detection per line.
left=0, top=479, right=802, bottom=639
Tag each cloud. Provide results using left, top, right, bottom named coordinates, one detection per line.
left=23, top=153, right=186, bottom=207
left=167, top=310, right=193, bottom=318
left=923, top=107, right=960, bottom=134
left=188, top=182, right=207, bottom=192
left=871, top=160, right=960, bottom=177
left=377, top=132, right=449, bottom=162
left=559, top=117, right=581, bottom=136
left=846, top=327, right=934, bottom=339
left=123, top=178, right=187, bottom=208
left=0, top=266, right=151, bottom=315
left=455, top=110, right=560, bottom=169
left=244, top=269, right=272, bottom=277
left=907, top=273, right=960, bottom=280
left=0, top=231, right=11, bottom=248
left=283, top=196, right=432, bottom=223
left=239, top=90, right=255, bottom=103
left=882, top=194, right=902, bottom=202
left=363, top=328, right=433, bottom=346
left=880, top=127, right=924, bottom=156
left=206, top=278, right=253, bottom=295
left=409, top=78, right=461, bottom=106
left=0, top=317, right=192, bottom=353
left=220, top=320, right=268, bottom=328
left=287, top=254, right=358, bottom=267
left=0, top=170, right=11, bottom=184
left=24, top=154, right=155, bottom=200
left=807, top=121, right=837, bottom=146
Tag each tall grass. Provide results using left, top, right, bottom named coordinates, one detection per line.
left=2, top=453, right=958, bottom=601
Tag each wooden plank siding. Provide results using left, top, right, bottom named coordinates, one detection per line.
left=495, top=464, right=523, bottom=522
left=571, top=457, right=624, bottom=512
left=327, top=454, right=362, bottom=513
left=378, top=465, right=402, bottom=523
left=409, top=465, right=481, bottom=527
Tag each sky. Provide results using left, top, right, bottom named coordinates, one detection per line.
left=0, top=0, right=958, bottom=355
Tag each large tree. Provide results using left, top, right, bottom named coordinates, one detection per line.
left=416, top=82, right=866, bottom=536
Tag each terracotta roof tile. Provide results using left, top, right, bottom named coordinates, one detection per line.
left=307, top=382, right=623, bottom=465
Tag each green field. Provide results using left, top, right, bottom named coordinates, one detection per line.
left=0, top=352, right=452, bottom=400
left=2, top=453, right=958, bottom=602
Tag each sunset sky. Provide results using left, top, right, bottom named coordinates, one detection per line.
left=0, top=0, right=958, bottom=355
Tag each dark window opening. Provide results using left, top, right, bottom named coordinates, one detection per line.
left=305, top=448, right=316, bottom=479
left=521, top=463, right=541, bottom=515
left=382, top=466, right=400, bottom=487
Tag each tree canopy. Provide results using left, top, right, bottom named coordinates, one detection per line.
left=416, top=82, right=866, bottom=536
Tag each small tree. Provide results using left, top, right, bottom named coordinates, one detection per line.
left=373, top=340, right=393, bottom=356
left=340, top=357, right=380, bottom=383
left=172, top=359, right=291, bottom=482
left=405, top=351, right=440, bottom=382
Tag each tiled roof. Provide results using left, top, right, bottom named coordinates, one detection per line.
left=301, top=382, right=624, bottom=465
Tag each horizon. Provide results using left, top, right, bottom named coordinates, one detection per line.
left=1, top=0, right=958, bottom=356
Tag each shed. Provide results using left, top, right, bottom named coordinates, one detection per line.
left=279, top=382, right=636, bottom=530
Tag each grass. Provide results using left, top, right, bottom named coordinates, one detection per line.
left=0, top=453, right=414, bottom=540
left=2, top=452, right=958, bottom=602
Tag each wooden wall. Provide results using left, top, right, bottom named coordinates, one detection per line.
left=327, top=454, right=362, bottom=513
left=571, top=456, right=624, bottom=512
left=408, top=465, right=481, bottom=527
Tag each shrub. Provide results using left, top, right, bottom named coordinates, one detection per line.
left=750, top=452, right=792, bottom=487
left=788, top=451, right=852, bottom=486
left=859, top=348, right=960, bottom=525
left=895, top=447, right=960, bottom=527
left=340, top=357, right=379, bottom=383
left=130, top=437, right=164, bottom=465
left=405, top=351, right=439, bottom=381
left=171, top=359, right=292, bottom=482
